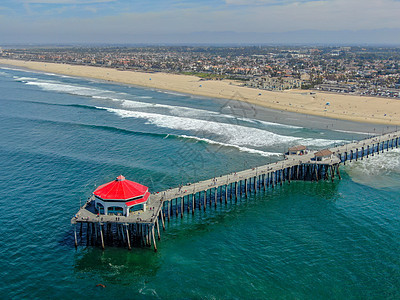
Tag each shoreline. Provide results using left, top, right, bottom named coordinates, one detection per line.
left=1, top=58, right=400, bottom=126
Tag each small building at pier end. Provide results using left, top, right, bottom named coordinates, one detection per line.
left=286, top=145, right=307, bottom=156
left=313, top=149, right=334, bottom=162
left=93, top=175, right=150, bottom=216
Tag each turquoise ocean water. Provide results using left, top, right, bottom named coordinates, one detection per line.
left=0, top=66, right=399, bottom=299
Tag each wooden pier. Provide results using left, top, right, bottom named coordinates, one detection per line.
left=71, top=130, right=400, bottom=251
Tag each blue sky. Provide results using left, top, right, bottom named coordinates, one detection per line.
left=1, top=0, right=400, bottom=44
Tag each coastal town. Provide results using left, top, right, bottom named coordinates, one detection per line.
left=1, top=46, right=400, bottom=98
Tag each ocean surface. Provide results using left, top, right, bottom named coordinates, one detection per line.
left=1, top=66, right=399, bottom=299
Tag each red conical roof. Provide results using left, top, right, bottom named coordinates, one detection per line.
left=93, top=175, right=148, bottom=200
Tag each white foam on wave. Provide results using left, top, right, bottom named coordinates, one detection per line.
left=14, top=75, right=123, bottom=98
left=25, top=80, right=108, bottom=97
left=1, top=67, right=26, bottom=72
left=43, top=72, right=75, bottom=79
left=119, top=99, right=154, bottom=108
left=238, top=117, right=302, bottom=129
left=333, top=129, right=370, bottom=135
left=92, top=97, right=155, bottom=108
left=16, top=76, right=153, bottom=102
left=347, top=148, right=400, bottom=176
left=119, top=99, right=300, bottom=130
left=100, top=107, right=297, bottom=146
left=14, top=76, right=39, bottom=82
left=120, top=99, right=221, bottom=118
left=158, top=90, right=187, bottom=97
left=5, top=66, right=74, bottom=79
left=178, top=135, right=281, bottom=157
left=94, top=96, right=224, bottom=119
left=346, top=148, right=400, bottom=188
left=98, top=107, right=343, bottom=149
left=21, top=79, right=131, bottom=100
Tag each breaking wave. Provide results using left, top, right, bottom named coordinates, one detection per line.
left=333, top=129, right=371, bottom=135
left=24, top=80, right=114, bottom=97
left=178, top=135, right=281, bottom=157
left=99, top=107, right=343, bottom=149
left=345, top=148, right=400, bottom=188
left=347, top=148, right=400, bottom=176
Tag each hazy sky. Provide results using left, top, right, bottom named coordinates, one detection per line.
left=1, top=0, right=400, bottom=44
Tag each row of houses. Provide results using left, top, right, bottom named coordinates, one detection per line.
left=315, top=83, right=357, bottom=93
left=246, top=76, right=302, bottom=91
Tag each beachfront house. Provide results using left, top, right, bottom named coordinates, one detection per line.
left=313, top=149, right=334, bottom=162
left=93, top=175, right=150, bottom=216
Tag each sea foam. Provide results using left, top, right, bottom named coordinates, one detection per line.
left=345, top=148, right=400, bottom=189
left=98, top=107, right=344, bottom=149
left=178, top=135, right=281, bottom=157
left=347, top=148, right=400, bottom=176
left=25, top=80, right=110, bottom=97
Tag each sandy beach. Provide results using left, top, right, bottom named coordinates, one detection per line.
left=1, top=58, right=400, bottom=125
